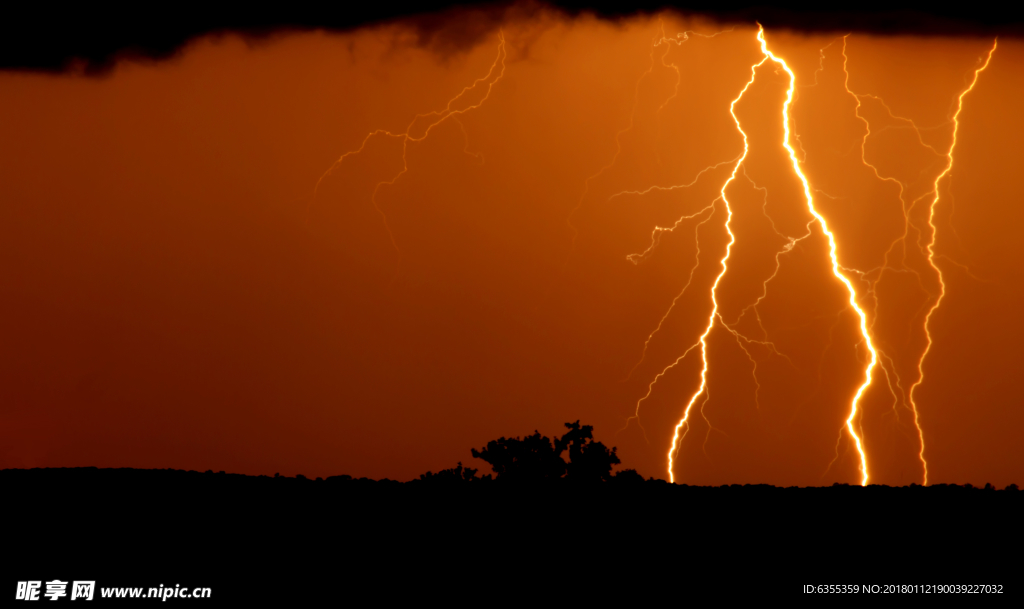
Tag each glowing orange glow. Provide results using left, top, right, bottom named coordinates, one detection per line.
left=1, top=14, right=1020, bottom=488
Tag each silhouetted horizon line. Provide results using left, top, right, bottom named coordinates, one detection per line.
left=3, top=466, right=1018, bottom=490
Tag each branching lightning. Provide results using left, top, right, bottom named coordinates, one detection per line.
left=660, top=35, right=765, bottom=483
left=631, top=26, right=885, bottom=484
left=651, top=30, right=996, bottom=485
left=757, top=28, right=879, bottom=486
left=309, top=21, right=1000, bottom=486
left=836, top=35, right=928, bottom=473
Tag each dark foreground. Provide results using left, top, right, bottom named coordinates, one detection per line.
left=6, top=468, right=1020, bottom=602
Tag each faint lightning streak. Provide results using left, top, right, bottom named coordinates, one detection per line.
left=655, top=27, right=734, bottom=114
left=908, top=39, right=997, bottom=486
left=759, top=28, right=876, bottom=486
left=313, top=33, right=507, bottom=256
left=838, top=37, right=950, bottom=319
left=726, top=167, right=813, bottom=337
left=856, top=93, right=946, bottom=157
left=622, top=205, right=713, bottom=375
left=566, top=29, right=666, bottom=248
left=716, top=171, right=803, bottom=408
left=842, top=36, right=916, bottom=291
left=568, top=25, right=731, bottom=249
left=608, top=155, right=741, bottom=202
left=719, top=312, right=797, bottom=410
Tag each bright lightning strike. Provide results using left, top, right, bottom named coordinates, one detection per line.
left=311, top=23, right=997, bottom=487
left=908, top=39, right=997, bottom=486
left=757, top=27, right=878, bottom=487
left=661, top=38, right=768, bottom=484
left=652, top=26, right=886, bottom=485
left=837, top=36, right=928, bottom=476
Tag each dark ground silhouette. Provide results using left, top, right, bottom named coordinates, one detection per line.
left=6, top=423, right=1021, bottom=601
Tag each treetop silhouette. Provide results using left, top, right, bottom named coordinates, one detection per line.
left=418, top=420, right=632, bottom=483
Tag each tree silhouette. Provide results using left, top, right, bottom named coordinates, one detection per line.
left=469, top=420, right=621, bottom=482
left=555, top=420, right=620, bottom=482
left=470, top=430, right=565, bottom=482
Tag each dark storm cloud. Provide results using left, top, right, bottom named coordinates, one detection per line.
left=2, top=2, right=1022, bottom=74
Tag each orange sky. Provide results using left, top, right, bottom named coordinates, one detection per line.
left=1, top=11, right=1021, bottom=486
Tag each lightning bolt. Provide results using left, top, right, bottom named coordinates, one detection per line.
left=308, top=22, right=996, bottom=486
left=907, top=39, right=997, bottom=486
left=660, top=35, right=765, bottom=483
left=655, top=26, right=884, bottom=485
left=614, top=28, right=757, bottom=441
left=757, top=28, right=879, bottom=487
left=833, top=35, right=928, bottom=476
left=832, top=35, right=933, bottom=482
left=615, top=156, right=737, bottom=387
